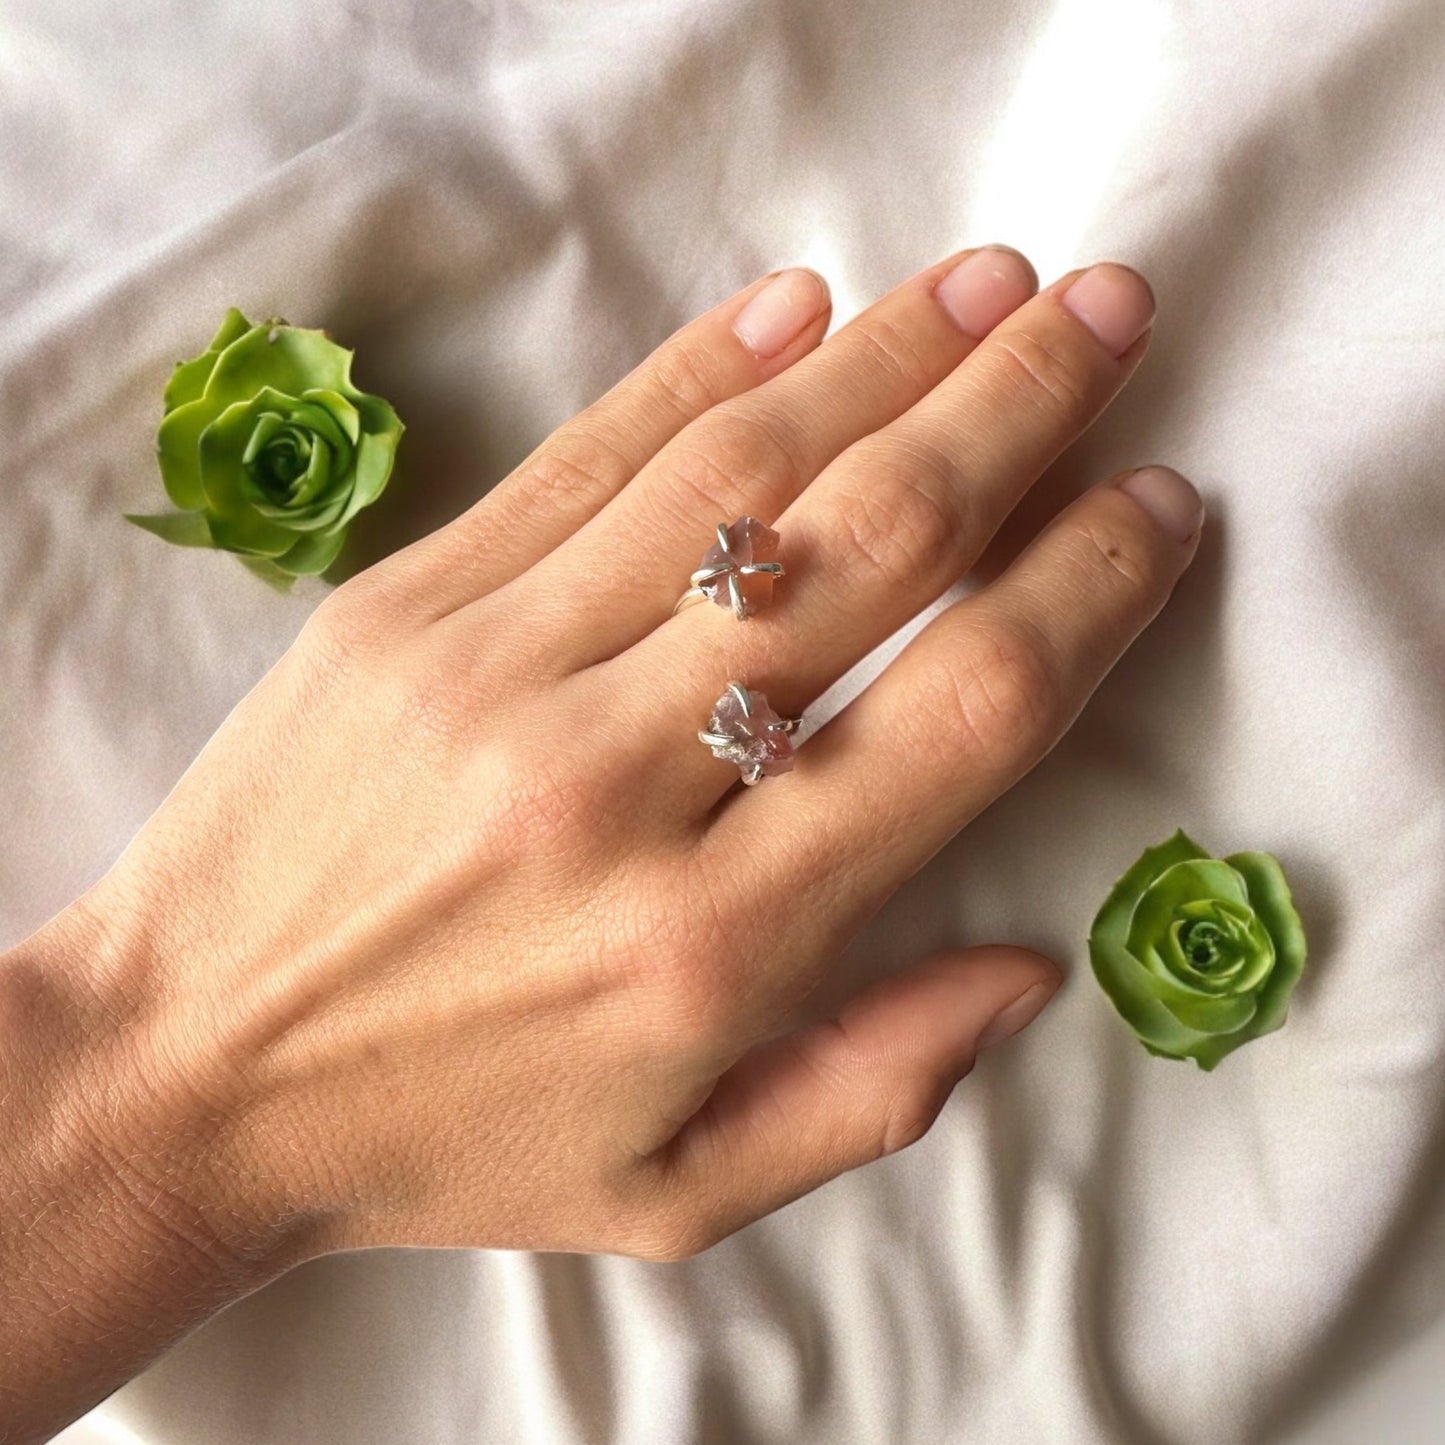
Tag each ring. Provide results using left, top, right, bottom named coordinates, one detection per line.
left=674, top=516, right=785, bottom=620
left=698, top=681, right=799, bottom=785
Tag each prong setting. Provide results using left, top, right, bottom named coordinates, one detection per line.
left=699, top=682, right=799, bottom=784
left=673, top=517, right=784, bottom=619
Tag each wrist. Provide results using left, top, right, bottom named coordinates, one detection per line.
left=6, top=889, right=321, bottom=1263
left=0, top=894, right=323, bottom=1439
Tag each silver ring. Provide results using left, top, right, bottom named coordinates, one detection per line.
left=698, top=680, right=800, bottom=785
left=674, top=517, right=784, bottom=620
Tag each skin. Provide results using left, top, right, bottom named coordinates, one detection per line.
left=0, top=248, right=1200, bottom=1443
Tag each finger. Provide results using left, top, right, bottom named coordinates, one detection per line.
left=643, top=946, right=1059, bottom=1256
left=762, top=263, right=1157, bottom=715
left=504, top=246, right=1039, bottom=669
left=720, top=466, right=1203, bottom=908
left=630, top=263, right=1157, bottom=805
left=376, top=268, right=832, bottom=617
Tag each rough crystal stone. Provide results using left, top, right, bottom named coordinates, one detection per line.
left=698, top=516, right=780, bottom=616
left=704, top=685, right=794, bottom=778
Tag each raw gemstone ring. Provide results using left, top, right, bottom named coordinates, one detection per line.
left=698, top=681, right=799, bottom=785
left=674, top=516, right=784, bottom=620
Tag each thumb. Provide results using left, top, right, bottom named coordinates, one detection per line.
left=657, top=946, right=1060, bottom=1254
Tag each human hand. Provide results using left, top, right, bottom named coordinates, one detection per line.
left=4, top=246, right=1200, bottom=1433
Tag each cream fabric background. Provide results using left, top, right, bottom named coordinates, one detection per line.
left=3, top=0, right=1443, bottom=1441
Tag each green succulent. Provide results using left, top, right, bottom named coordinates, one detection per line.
left=1089, top=830, right=1306, bottom=1070
left=127, top=308, right=403, bottom=590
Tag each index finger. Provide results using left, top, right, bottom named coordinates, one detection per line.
left=378, top=267, right=832, bottom=617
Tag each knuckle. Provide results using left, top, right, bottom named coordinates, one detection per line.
left=646, top=339, right=727, bottom=419
left=666, top=401, right=804, bottom=518
left=986, top=328, right=1094, bottom=421
left=295, top=583, right=383, bottom=687
left=823, top=1008, right=954, bottom=1160
left=655, top=438, right=751, bottom=527
left=938, top=617, right=1060, bottom=764
left=830, top=441, right=963, bottom=589
left=879, top=1074, right=952, bottom=1157
left=845, top=313, right=934, bottom=391
left=1072, top=514, right=1155, bottom=594
left=522, top=424, right=632, bottom=516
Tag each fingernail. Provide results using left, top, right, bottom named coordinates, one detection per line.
left=732, top=268, right=829, bottom=359
left=1061, top=263, right=1155, bottom=357
left=934, top=246, right=1037, bottom=339
left=1117, top=465, right=1204, bottom=543
left=977, top=982, right=1054, bottom=1051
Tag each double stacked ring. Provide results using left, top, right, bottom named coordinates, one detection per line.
left=679, top=518, right=799, bottom=785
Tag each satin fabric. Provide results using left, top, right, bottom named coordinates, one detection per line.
left=3, top=1, right=1442, bottom=1440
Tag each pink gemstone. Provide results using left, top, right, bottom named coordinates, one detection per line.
left=698, top=516, right=780, bottom=617
left=705, top=685, right=795, bottom=778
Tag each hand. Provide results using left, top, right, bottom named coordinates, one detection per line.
left=3, top=247, right=1200, bottom=1436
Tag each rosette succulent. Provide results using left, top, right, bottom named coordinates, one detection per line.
left=1089, top=830, right=1306, bottom=1070
left=127, top=308, right=403, bottom=589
